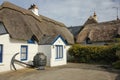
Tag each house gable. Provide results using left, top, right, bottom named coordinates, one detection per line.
left=51, top=35, right=66, bottom=45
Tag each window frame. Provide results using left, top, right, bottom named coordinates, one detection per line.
left=0, top=44, right=3, bottom=63
left=27, top=38, right=35, bottom=44
left=21, top=45, right=28, bottom=61
left=55, top=45, right=63, bottom=59
left=27, top=36, right=36, bottom=44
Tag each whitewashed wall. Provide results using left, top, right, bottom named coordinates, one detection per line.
left=51, top=37, right=66, bottom=67
left=39, top=37, right=67, bottom=67
left=0, top=34, right=38, bottom=72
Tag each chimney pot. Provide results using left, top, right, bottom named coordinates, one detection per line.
left=28, top=4, right=39, bottom=16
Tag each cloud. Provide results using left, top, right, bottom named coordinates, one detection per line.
left=0, top=0, right=119, bottom=26
left=112, top=0, right=120, bottom=3
left=39, top=0, right=117, bottom=26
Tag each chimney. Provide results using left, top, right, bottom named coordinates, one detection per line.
left=92, top=12, right=97, bottom=21
left=28, top=4, right=39, bottom=16
left=117, top=16, right=119, bottom=20
left=88, top=16, right=93, bottom=19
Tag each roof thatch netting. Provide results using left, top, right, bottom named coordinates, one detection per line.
left=76, top=20, right=120, bottom=43
left=0, top=1, right=74, bottom=44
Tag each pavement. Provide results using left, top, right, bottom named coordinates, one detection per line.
left=0, top=63, right=119, bottom=80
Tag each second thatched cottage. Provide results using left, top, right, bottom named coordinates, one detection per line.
left=0, top=2, right=74, bottom=72
left=69, top=12, right=120, bottom=45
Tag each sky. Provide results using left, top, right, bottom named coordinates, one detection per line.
left=0, top=0, right=120, bottom=27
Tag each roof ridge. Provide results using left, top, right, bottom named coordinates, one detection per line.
left=98, top=20, right=120, bottom=24
left=40, top=15, right=65, bottom=27
left=1, top=1, right=66, bottom=27
left=85, top=19, right=120, bottom=27
left=1, top=1, right=42, bottom=22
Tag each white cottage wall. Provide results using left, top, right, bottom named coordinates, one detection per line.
left=38, top=37, right=68, bottom=67
left=50, top=37, right=67, bottom=67
left=0, top=34, right=38, bottom=72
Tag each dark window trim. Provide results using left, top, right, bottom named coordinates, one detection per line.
left=21, top=45, right=28, bottom=61
left=51, top=35, right=67, bottom=45
left=27, top=38, right=35, bottom=44
left=0, top=44, right=3, bottom=63
left=55, top=45, right=63, bottom=59
left=27, top=35, right=36, bottom=44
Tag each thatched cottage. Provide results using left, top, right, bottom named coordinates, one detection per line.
left=0, top=2, right=74, bottom=72
left=69, top=12, right=120, bottom=45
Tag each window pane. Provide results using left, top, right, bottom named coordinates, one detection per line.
left=21, top=46, right=28, bottom=60
left=55, top=45, right=63, bottom=59
left=21, top=53, right=26, bottom=59
left=59, top=46, right=63, bottom=58
left=21, top=48, right=26, bottom=52
left=56, top=46, right=58, bottom=59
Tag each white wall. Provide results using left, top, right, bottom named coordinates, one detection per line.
left=51, top=37, right=67, bottom=67
left=0, top=34, right=38, bottom=72
left=38, top=37, right=68, bottom=67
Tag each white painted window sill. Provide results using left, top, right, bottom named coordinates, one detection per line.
left=0, top=63, right=4, bottom=66
left=55, top=58, right=64, bottom=61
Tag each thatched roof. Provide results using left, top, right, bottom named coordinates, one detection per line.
left=76, top=20, right=120, bottom=43
left=0, top=1, right=74, bottom=44
left=39, top=35, right=66, bottom=45
left=84, top=16, right=98, bottom=25
left=68, top=16, right=98, bottom=41
left=38, top=35, right=57, bottom=45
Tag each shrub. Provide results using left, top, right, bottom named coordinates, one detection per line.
left=112, top=61, right=120, bottom=69
left=68, top=44, right=118, bottom=64
left=116, top=50, right=120, bottom=60
left=112, top=43, right=120, bottom=59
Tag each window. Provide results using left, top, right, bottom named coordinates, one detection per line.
left=0, top=45, right=3, bottom=63
left=0, top=23, right=7, bottom=34
left=85, top=37, right=92, bottom=44
left=21, top=46, right=28, bottom=61
left=55, top=45, right=63, bottom=59
left=27, top=38, right=35, bottom=44
left=27, top=36, right=36, bottom=44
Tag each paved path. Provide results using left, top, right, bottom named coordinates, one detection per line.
left=0, top=63, right=119, bottom=80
